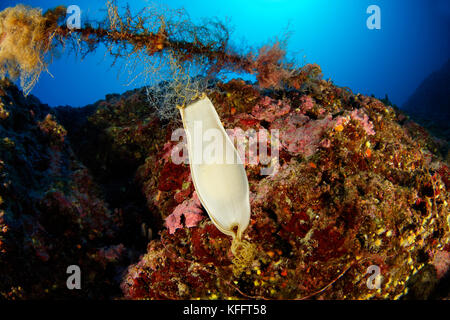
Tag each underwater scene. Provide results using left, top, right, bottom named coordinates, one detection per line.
left=0, top=0, right=449, bottom=304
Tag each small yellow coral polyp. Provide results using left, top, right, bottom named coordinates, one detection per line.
left=334, top=124, right=344, bottom=132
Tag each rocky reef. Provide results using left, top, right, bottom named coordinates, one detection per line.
left=0, top=79, right=125, bottom=299
left=0, top=63, right=449, bottom=299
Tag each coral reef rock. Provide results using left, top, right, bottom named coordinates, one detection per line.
left=1, top=67, right=449, bottom=300
left=0, top=79, right=126, bottom=299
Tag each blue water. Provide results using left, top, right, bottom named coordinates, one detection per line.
left=1, top=0, right=449, bottom=107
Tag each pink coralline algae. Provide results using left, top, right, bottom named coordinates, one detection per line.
left=249, top=94, right=337, bottom=158
left=251, top=96, right=290, bottom=122
left=271, top=113, right=334, bottom=157
left=165, top=192, right=204, bottom=234
left=350, top=108, right=376, bottom=136
left=298, top=95, right=314, bottom=113
left=430, top=250, right=450, bottom=280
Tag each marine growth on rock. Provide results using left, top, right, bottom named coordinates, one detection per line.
left=0, top=2, right=449, bottom=301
